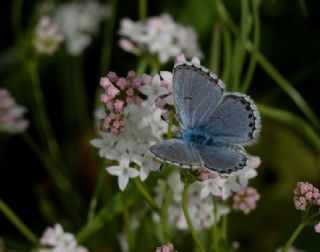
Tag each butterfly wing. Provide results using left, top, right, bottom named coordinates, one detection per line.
left=150, top=138, right=201, bottom=168
left=173, top=62, right=224, bottom=130
left=198, top=144, right=248, bottom=175
left=201, top=93, right=261, bottom=145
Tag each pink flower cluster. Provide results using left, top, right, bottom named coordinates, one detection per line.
left=294, top=182, right=320, bottom=211
left=155, top=243, right=174, bottom=252
left=232, top=187, right=260, bottom=215
left=100, top=71, right=144, bottom=135
left=0, top=88, right=29, bottom=134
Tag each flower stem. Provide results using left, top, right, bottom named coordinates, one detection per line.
left=241, top=0, right=260, bottom=93
left=26, top=58, right=83, bottom=222
left=123, top=192, right=134, bottom=251
left=138, top=0, right=147, bottom=20
left=11, top=0, right=22, bottom=42
left=182, top=183, right=206, bottom=252
left=0, top=199, right=38, bottom=245
left=281, top=222, right=306, bottom=252
left=210, top=22, right=221, bottom=74
left=134, top=178, right=159, bottom=211
left=87, top=167, right=106, bottom=222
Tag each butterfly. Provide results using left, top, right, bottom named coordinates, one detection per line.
left=150, top=61, right=261, bottom=175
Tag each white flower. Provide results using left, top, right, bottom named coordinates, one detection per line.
left=38, top=223, right=87, bottom=252
left=33, top=16, right=64, bottom=55
left=54, top=1, right=110, bottom=55
left=119, top=13, right=202, bottom=63
left=139, top=74, right=169, bottom=105
left=107, top=155, right=139, bottom=191
left=139, top=153, right=161, bottom=181
left=90, top=133, right=117, bottom=158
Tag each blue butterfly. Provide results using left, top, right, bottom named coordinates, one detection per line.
left=150, top=61, right=261, bottom=175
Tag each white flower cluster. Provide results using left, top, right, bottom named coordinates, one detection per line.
left=91, top=103, right=168, bottom=190
left=153, top=156, right=260, bottom=231
left=33, top=16, right=64, bottom=55
left=54, top=1, right=110, bottom=56
left=119, top=14, right=202, bottom=63
left=155, top=171, right=230, bottom=231
left=200, top=156, right=260, bottom=200
left=0, top=88, right=29, bottom=134
left=38, top=224, right=87, bottom=252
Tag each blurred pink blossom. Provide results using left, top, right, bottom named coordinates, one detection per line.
left=0, top=89, right=29, bottom=134
left=294, top=182, right=320, bottom=211
left=232, top=187, right=260, bottom=215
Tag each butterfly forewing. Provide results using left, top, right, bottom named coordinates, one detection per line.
left=173, top=63, right=223, bottom=130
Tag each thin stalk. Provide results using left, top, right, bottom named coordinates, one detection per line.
left=21, top=133, right=47, bottom=166
left=281, top=222, right=306, bottom=252
left=254, top=53, right=320, bottom=129
left=221, top=27, right=232, bottom=85
left=87, top=167, right=106, bottom=222
left=72, top=56, right=90, bottom=131
left=136, top=58, right=148, bottom=76
left=100, top=0, right=117, bottom=75
left=212, top=197, right=220, bottom=252
left=11, top=0, right=22, bottom=42
left=182, top=183, right=206, bottom=252
left=221, top=214, right=228, bottom=240
left=26, top=58, right=83, bottom=222
left=134, top=178, right=160, bottom=211
left=210, top=23, right=222, bottom=74
left=213, top=0, right=320, bottom=129
left=258, top=103, right=320, bottom=152
left=231, top=0, right=250, bottom=91
left=0, top=199, right=38, bottom=245
left=123, top=193, right=134, bottom=251
left=138, top=0, right=147, bottom=20
left=215, top=0, right=238, bottom=34
left=242, top=0, right=260, bottom=92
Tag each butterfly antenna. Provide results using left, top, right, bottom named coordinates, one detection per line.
left=160, top=114, right=180, bottom=134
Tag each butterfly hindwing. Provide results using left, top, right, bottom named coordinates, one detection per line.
left=198, top=144, right=248, bottom=175
left=150, top=138, right=201, bottom=168
left=173, top=62, right=223, bottom=130
left=202, top=93, right=261, bottom=145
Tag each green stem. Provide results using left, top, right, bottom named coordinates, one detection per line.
left=100, top=0, right=117, bottom=75
left=26, top=58, right=83, bottom=222
left=134, top=178, right=160, bottom=211
left=258, top=103, right=320, bottom=152
left=77, top=191, right=136, bottom=242
left=11, top=0, right=22, bottom=42
left=0, top=199, right=38, bottom=245
left=231, top=0, right=250, bottom=91
left=210, top=23, right=221, bottom=74
left=72, top=56, right=89, bottom=131
left=221, top=27, right=232, bottom=85
left=21, top=133, right=48, bottom=167
left=281, top=222, right=306, bottom=252
left=87, top=167, right=106, bottom=222
left=212, top=197, right=220, bottom=252
left=253, top=51, right=320, bottom=129
left=138, top=0, right=147, bottom=20
left=182, top=183, right=206, bottom=252
left=221, top=214, right=228, bottom=240
left=242, top=0, right=260, bottom=92
left=136, top=58, right=148, bottom=76
left=123, top=193, right=134, bottom=251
